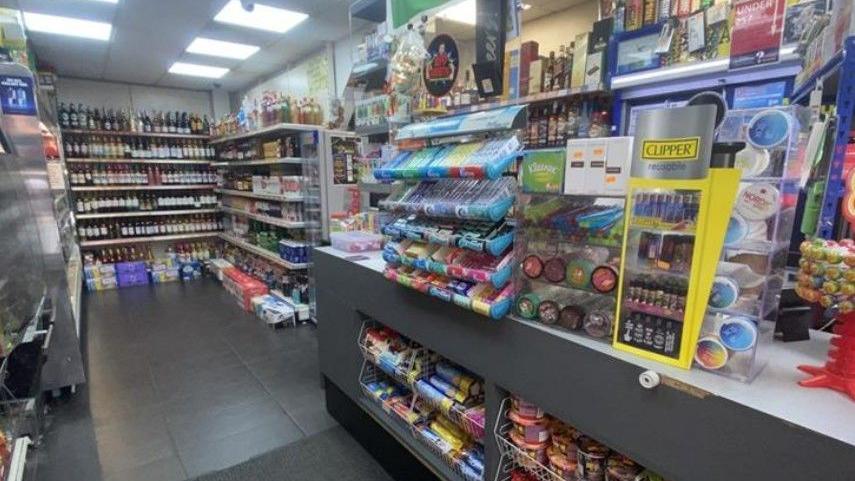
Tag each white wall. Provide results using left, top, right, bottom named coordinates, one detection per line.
left=211, top=89, right=230, bottom=121
left=240, top=48, right=336, bottom=123
left=56, top=77, right=214, bottom=116
left=519, top=0, right=599, bottom=55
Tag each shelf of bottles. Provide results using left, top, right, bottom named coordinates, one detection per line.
left=213, top=108, right=323, bottom=315
left=59, top=102, right=221, bottom=275
left=59, top=102, right=214, bottom=138
left=210, top=94, right=325, bottom=145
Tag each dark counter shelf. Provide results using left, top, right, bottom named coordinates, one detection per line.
left=316, top=247, right=855, bottom=481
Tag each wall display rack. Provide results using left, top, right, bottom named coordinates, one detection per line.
left=79, top=232, right=218, bottom=248
left=218, top=233, right=310, bottom=270
left=69, top=184, right=216, bottom=192
left=66, top=157, right=212, bottom=165
left=446, top=87, right=607, bottom=116
left=59, top=116, right=219, bottom=299
left=213, top=124, right=324, bottom=318
left=215, top=188, right=305, bottom=202
left=61, top=128, right=210, bottom=140
left=375, top=106, right=525, bottom=320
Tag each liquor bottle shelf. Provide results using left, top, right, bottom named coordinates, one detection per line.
left=79, top=231, right=219, bottom=247
left=70, top=184, right=217, bottom=192
left=219, top=206, right=307, bottom=228
left=215, top=189, right=305, bottom=202
left=75, top=208, right=219, bottom=219
left=61, top=128, right=210, bottom=140
left=209, top=122, right=323, bottom=145
left=446, top=86, right=607, bottom=115
left=66, top=157, right=212, bottom=165
left=218, top=232, right=310, bottom=270
left=211, top=157, right=315, bottom=167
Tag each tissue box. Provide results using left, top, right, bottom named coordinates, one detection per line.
left=84, top=263, right=116, bottom=280
left=150, top=268, right=180, bottom=283
left=117, top=271, right=149, bottom=288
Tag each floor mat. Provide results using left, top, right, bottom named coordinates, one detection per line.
left=187, top=426, right=394, bottom=481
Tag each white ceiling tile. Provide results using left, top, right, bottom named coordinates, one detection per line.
left=12, top=0, right=360, bottom=92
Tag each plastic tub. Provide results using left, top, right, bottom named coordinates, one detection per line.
left=548, top=445, right=578, bottom=480
left=509, top=408, right=551, bottom=443
left=331, top=231, right=384, bottom=252
left=509, top=429, right=549, bottom=466
left=511, top=395, right=545, bottom=420
left=577, top=438, right=610, bottom=481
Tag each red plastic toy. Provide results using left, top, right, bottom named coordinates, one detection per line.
left=798, top=311, right=855, bottom=400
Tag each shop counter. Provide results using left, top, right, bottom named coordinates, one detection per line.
left=315, top=246, right=855, bottom=481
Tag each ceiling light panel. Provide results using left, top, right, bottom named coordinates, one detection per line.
left=186, top=37, right=260, bottom=60
left=168, top=62, right=229, bottom=78
left=436, top=0, right=476, bottom=25
left=22, top=12, right=112, bottom=40
left=214, top=0, right=308, bottom=33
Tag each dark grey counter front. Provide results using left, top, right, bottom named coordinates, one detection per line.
left=315, top=247, right=855, bottom=481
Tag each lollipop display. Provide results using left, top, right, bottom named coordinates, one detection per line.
left=794, top=238, right=855, bottom=401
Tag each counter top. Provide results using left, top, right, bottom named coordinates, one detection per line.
left=315, top=246, right=855, bottom=449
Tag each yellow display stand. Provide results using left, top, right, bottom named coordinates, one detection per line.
left=612, top=169, right=741, bottom=368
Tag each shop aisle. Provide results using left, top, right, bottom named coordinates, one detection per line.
left=35, top=279, right=376, bottom=481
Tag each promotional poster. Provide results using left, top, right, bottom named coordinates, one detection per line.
left=729, top=0, right=786, bottom=69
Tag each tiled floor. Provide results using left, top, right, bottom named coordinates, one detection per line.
left=36, top=279, right=335, bottom=481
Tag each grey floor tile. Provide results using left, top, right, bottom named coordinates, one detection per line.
left=167, top=396, right=292, bottom=451
left=102, top=455, right=186, bottom=481
left=177, top=416, right=305, bottom=478
left=268, top=383, right=325, bottom=414
left=286, top=404, right=339, bottom=436
left=94, top=412, right=176, bottom=477
left=149, top=348, right=243, bottom=381
left=159, top=377, right=270, bottom=421
left=151, top=362, right=254, bottom=401
left=40, top=279, right=329, bottom=481
left=87, top=379, right=162, bottom=427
